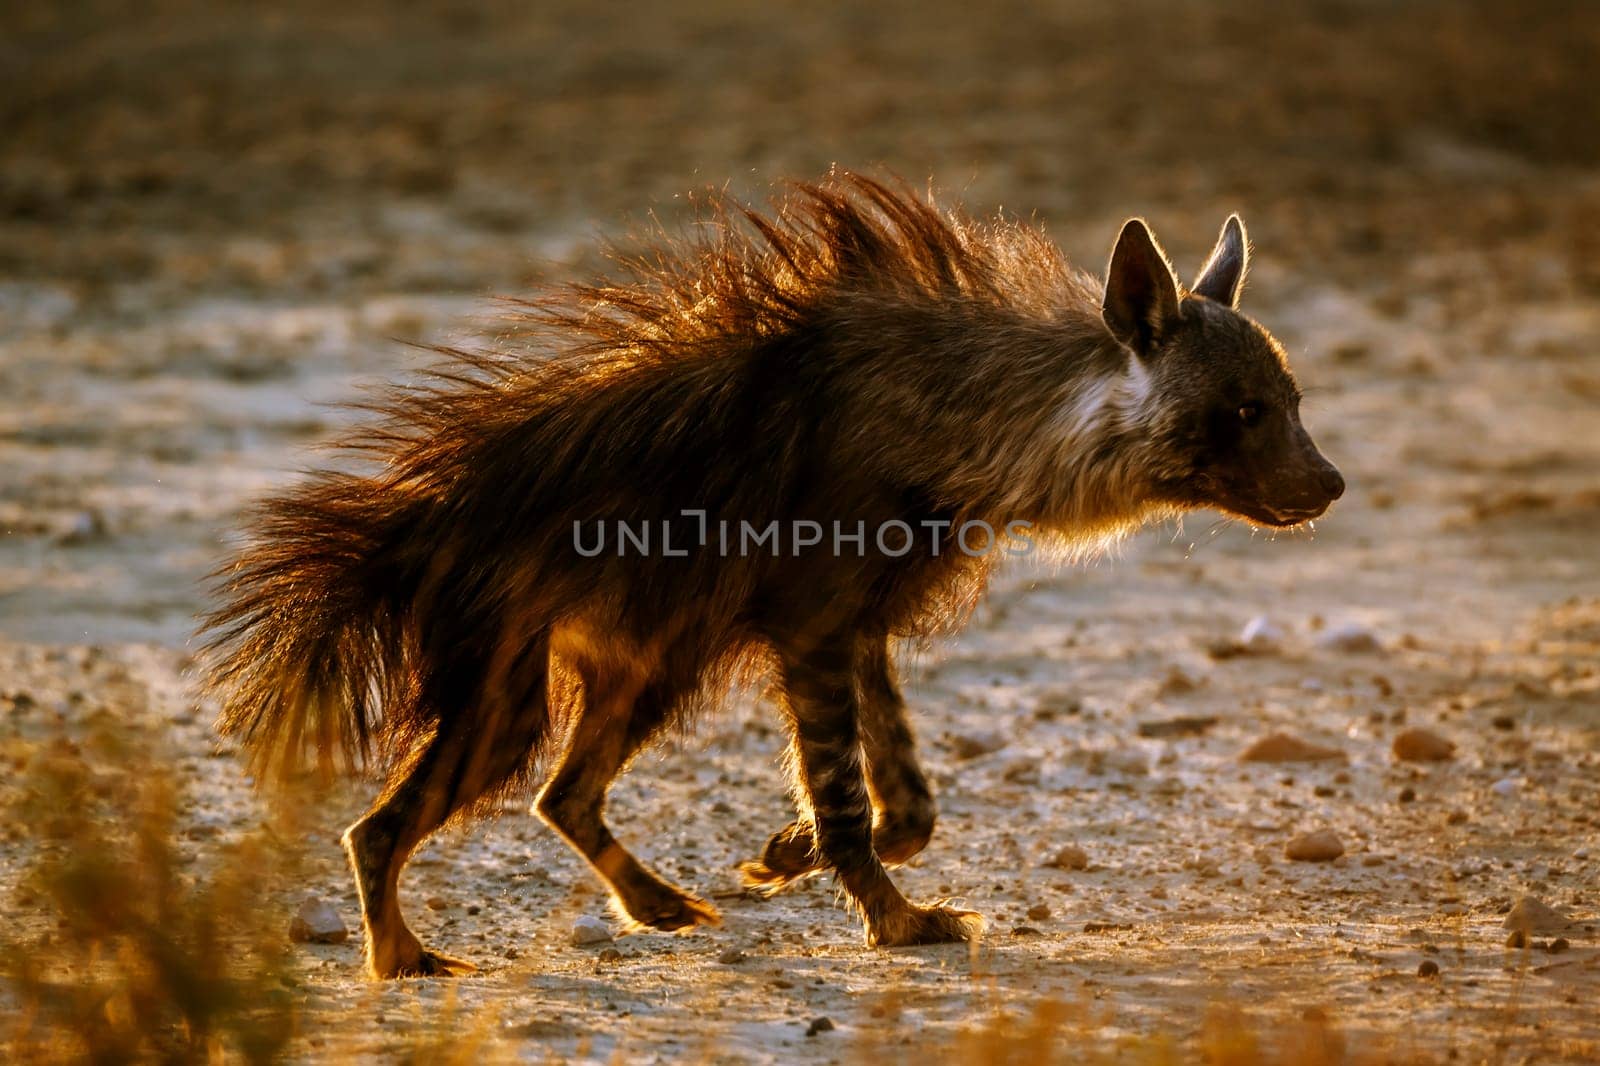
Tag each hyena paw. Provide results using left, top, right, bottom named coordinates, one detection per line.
left=738, top=823, right=820, bottom=893
left=867, top=901, right=985, bottom=948
left=736, top=857, right=813, bottom=894
left=620, top=886, right=723, bottom=932
left=377, top=947, right=478, bottom=980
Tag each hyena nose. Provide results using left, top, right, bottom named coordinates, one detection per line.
left=1319, top=465, right=1345, bottom=503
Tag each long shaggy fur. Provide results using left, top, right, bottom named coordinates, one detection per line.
left=201, top=170, right=1344, bottom=976
left=202, top=172, right=1138, bottom=788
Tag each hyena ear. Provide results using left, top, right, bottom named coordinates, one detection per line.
left=1102, top=219, right=1182, bottom=354
left=1191, top=214, right=1249, bottom=308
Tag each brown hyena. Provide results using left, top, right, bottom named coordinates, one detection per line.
left=201, top=173, right=1343, bottom=978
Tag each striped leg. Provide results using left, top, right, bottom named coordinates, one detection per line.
left=772, top=629, right=979, bottom=947
left=741, top=634, right=937, bottom=889
left=535, top=672, right=720, bottom=932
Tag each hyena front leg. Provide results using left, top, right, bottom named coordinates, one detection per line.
left=535, top=674, right=721, bottom=933
left=741, top=634, right=936, bottom=891
left=771, top=629, right=980, bottom=947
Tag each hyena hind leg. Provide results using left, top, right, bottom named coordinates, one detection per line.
left=741, top=635, right=936, bottom=892
left=536, top=677, right=721, bottom=933
left=344, top=649, right=549, bottom=979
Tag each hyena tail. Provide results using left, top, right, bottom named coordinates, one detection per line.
left=201, top=472, right=418, bottom=783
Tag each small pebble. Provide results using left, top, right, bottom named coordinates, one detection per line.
left=288, top=898, right=349, bottom=945
left=717, top=947, right=747, bottom=964
left=1043, top=845, right=1090, bottom=871
left=1097, top=748, right=1149, bottom=776
left=1026, top=903, right=1051, bottom=921
left=1240, top=616, right=1285, bottom=652
left=1490, top=714, right=1516, bottom=731
left=425, top=896, right=449, bottom=911
left=598, top=947, right=623, bottom=962
left=1285, top=829, right=1344, bottom=862
left=1136, top=714, right=1217, bottom=738
left=1316, top=622, right=1382, bottom=653
left=1417, top=960, right=1440, bottom=978
left=948, top=731, right=1007, bottom=760
left=570, top=915, right=613, bottom=946
left=55, top=510, right=108, bottom=546
left=1548, top=938, right=1570, bottom=954
left=1491, top=777, right=1522, bottom=797
left=1503, top=896, right=1571, bottom=936
left=1241, top=732, right=1345, bottom=763
left=1398, top=786, right=1416, bottom=803
left=1155, top=668, right=1200, bottom=696
left=805, top=1017, right=834, bottom=1037
left=1392, top=728, right=1454, bottom=762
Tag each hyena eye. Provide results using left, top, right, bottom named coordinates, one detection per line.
left=1238, top=403, right=1262, bottom=427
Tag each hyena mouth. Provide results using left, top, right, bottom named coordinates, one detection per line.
left=1217, top=499, right=1329, bottom=529
left=1260, top=505, right=1324, bottom=521
left=1259, top=504, right=1330, bottom=528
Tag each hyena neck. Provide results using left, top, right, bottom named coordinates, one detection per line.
left=890, top=310, right=1174, bottom=554
left=1010, top=341, right=1171, bottom=549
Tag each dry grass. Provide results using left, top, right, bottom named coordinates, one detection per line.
left=848, top=990, right=1444, bottom=1066
left=0, top=725, right=300, bottom=1064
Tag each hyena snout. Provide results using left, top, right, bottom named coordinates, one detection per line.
left=1269, top=449, right=1344, bottom=520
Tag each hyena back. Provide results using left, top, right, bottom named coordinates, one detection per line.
left=202, top=173, right=1342, bottom=978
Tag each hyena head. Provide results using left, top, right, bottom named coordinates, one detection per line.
left=1101, top=215, right=1345, bottom=528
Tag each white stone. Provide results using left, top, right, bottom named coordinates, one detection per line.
left=1315, top=622, right=1382, bottom=653
left=570, top=915, right=613, bottom=946
left=288, top=898, right=349, bottom=944
left=1240, top=616, right=1285, bottom=651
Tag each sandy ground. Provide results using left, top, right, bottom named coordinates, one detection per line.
left=2, top=1, right=1599, bottom=1061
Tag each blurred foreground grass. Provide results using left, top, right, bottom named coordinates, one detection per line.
left=1, top=723, right=301, bottom=1063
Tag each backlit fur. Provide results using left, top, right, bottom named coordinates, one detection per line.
left=201, top=172, right=1338, bottom=977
